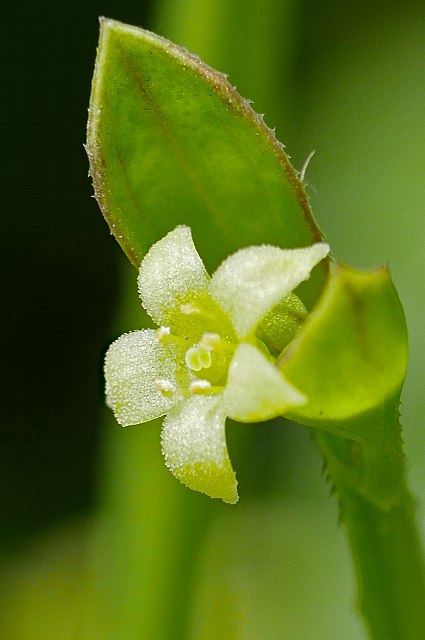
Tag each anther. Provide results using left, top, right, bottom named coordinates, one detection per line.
left=155, top=378, right=177, bottom=396
left=185, top=345, right=212, bottom=371
left=180, top=302, right=202, bottom=315
left=156, top=326, right=170, bottom=341
left=180, top=300, right=215, bottom=320
left=198, top=347, right=212, bottom=368
left=156, top=326, right=188, bottom=348
left=199, top=333, right=221, bottom=350
left=185, top=346, right=203, bottom=371
left=199, top=332, right=234, bottom=354
left=189, top=380, right=212, bottom=395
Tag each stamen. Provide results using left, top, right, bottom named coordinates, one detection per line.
left=180, top=302, right=202, bottom=315
left=189, top=380, right=225, bottom=396
left=199, top=332, right=235, bottom=353
left=179, top=300, right=215, bottom=320
left=185, top=345, right=212, bottom=371
left=199, top=332, right=221, bottom=350
left=155, top=378, right=177, bottom=396
left=156, top=326, right=187, bottom=347
left=198, top=347, right=212, bottom=368
left=185, top=346, right=203, bottom=371
left=189, top=379, right=212, bottom=395
left=156, top=326, right=171, bottom=340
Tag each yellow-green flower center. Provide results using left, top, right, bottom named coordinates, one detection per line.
left=156, top=294, right=237, bottom=397
left=155, top=291, right=307, bottom=399
left=185, top=331, right=236, bottom=391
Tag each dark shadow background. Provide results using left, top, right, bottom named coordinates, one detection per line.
left=2, top=1, right=153, bottom=547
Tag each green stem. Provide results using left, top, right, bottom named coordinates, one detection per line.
left=343, top=485, right=425, bottom=640
left=315, top=412, right=425, bottom=640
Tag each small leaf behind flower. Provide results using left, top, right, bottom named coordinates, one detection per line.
left=86, top=18, right=327, bottom=305
left=281, top=264, right=408, bottom=442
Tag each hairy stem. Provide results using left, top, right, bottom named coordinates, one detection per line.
left=315, top=412, right=425, bottom=640
left=343, top=485, right=425, bottom=640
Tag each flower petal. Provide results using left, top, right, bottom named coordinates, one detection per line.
left=223, top=343, right=306, bottom=422
left=138, top=225, right=210, bottom=325
left=209, top=243, right=330, bottom=337
left=104, top=329, right=184, bottom=426
left=161, top=396, right=238, bottom=504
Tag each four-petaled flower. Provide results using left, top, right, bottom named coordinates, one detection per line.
left=105, top=226, right=329, bottom=503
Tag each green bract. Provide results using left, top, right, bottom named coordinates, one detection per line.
left=105, top=226, right=329, bottom=503
left=282, top=265, right=408, bottom=430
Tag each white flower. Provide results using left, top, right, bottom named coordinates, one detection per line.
left=105, top=226, right=329, bottom=503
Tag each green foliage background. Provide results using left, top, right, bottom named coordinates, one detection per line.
left=2, top=1, right=424, bottom=638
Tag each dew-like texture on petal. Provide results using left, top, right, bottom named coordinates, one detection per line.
left=161, top=396, right=238, bottom=504
left=209, top=243, right=330, bottom=337
left=138, top=226, right=210, bottom=324
left=223, top=343, right=306, bottom=422
left=104, top=329, right=183, bottom=426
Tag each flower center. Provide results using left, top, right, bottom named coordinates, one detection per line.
left=184, top=332, right=236, bottom=392
left=156, top=295, right=237, bottom=397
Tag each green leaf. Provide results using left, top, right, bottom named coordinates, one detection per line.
left=278, top=262, right=425, bottom=637
left=281, top=264, right=408, bottom=441
left=278, top=262, right=408, bottom=511
left=86, top=18, right=327, bottom=305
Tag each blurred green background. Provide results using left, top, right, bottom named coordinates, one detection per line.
left=2, top=1, right=424, bottom=638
